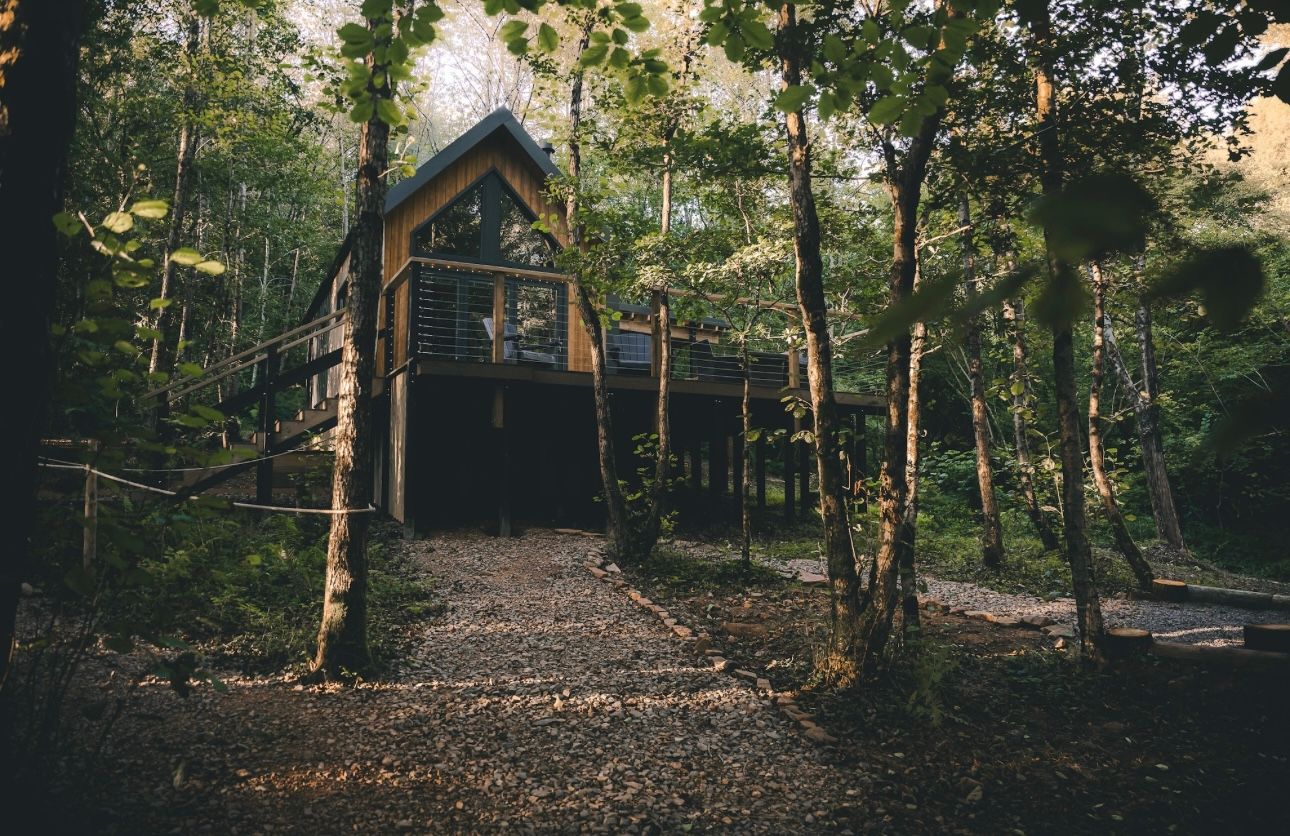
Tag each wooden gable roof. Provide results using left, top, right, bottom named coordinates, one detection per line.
left=382, top=108, right=568, bottom=284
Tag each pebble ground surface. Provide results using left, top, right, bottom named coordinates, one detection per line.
left=80, top=531, right=873, bottom=834
left=774, top=556, right=1284, bottom=647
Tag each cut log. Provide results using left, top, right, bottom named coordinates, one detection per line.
left=1150, top=640, right=1290, bottom=672
left=1105, top=627, right=1153, bottom=660
left=1244, top=624, right=1290, bottom=653
left=1188, top=584, right=1282, bottom=610
left=1152, top=578, right=1188, bottom=602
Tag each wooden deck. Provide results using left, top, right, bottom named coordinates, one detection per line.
left=413, top=358, right=884, bottom=410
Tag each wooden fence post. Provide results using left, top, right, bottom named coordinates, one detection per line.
left=82, top=441, right=99, bottom=571
left=256, top=343, right=277, bottom=504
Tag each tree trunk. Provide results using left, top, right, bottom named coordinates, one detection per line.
left=898, top=264, right=925, bottom=639
left=566, top=19, right=630, bottom=560
left=0, top=0, right=84, bottom=690
left=777, top=3, right=863, bottom=685
left=1104, top=264, right=1187, bottom=553
left=741, top=342, right=753, bottom=567
left=310, top=13, right=391, bottom=679
left=641, top=124, right=676, bottom=556
left=961, top=195, right=1004, bottom=567
left=149, top=10, right=201, bottom=376
left=1029, top=0, right=1104, bottom=661
left=1000, top=295, right=1061, bottom=551
left=1088, top=262, right=1153, bottom=590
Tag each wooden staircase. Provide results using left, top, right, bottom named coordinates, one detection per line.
left=146, top=310, right=347, bottom=501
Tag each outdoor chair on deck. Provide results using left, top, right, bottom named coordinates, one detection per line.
left=481, top=317, right=563, bottom=368
left=607, top=331, right=652, bottom=375
left=688, top=340, right=742, bottom=383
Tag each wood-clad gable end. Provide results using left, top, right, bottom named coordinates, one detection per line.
left=380, top=132, right=590, bottom=373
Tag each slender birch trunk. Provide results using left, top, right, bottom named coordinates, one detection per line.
left=1000, top=295, right=1061, bottom=551
left=1088, top=262, right=1153, bottom=590
left=1029, top=0, right=1104, bottom=661
left=961, top=196, right=1004, bottom=567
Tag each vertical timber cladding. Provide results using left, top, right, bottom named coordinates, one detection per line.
left=387, top=369, right=408, bottom=522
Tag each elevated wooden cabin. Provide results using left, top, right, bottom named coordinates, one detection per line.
left=306, top=108, right=880, bottom=532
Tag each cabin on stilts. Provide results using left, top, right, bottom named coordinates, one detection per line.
left=299, top=108, right=882, bottom=532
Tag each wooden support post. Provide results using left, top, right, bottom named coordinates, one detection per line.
left=798, top=430, right=810, bottom=511
left=787, top=346, right=800, bottom=390
left=755, top=432, right=767, bottom=511
left=402, top=370, right=417, bottom=538
left=650, top=293, right=662, bottom=378
left=732, top=430, right=744, bottom=505
left=855, top=413, right=868, bottom=510
left=711, top=419, right=728, bottom=498
left=689, top=440, right=702, bottom=491
left=493, top=385, right=511, bottom=537
left=256, top=343, right=277, bottom=504
left=82, top=441, right=99, bottom=571
left=492, top=272, right=506, bottom=364
left=783, top=430, right=796, bottom=523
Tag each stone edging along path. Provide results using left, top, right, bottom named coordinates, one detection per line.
left=583, top=550, right=840, bottom=746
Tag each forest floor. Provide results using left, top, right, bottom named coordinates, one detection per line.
left=28, top=528, right=1290, bottom=834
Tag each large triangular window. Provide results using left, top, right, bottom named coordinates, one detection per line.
left=411, top=171, right=558, bottom=270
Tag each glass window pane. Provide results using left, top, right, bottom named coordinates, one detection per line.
left=415, top=182, right=484, bottom=257
left=498, top=189, right=556, bottom=268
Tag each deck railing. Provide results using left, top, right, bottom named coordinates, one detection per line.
left=386, top=257, right=882, bottom=396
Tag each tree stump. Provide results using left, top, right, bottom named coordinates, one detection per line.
left=1243, top=624, right=1290, bottom=654
left=1105, top=627, right=1153, bottom=660
left=1152, top=579, right=1188, bottom=603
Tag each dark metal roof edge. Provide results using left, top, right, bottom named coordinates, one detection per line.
left=384, top=107, right=560, bottom=215
left=302, top=230, right=355, bottom=324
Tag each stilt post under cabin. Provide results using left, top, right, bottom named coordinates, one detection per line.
left=493, top=385, right=511, bottom=537
left=798, top=432, right=810, bottom=511
left=783, top=427, right=796, bottom=523
left=689, top=439, right=702, bottom=492
left=755, top=432, right=766, bottom=510
left=732, top=430, right=745, bottom=511
left=854, top=412, right=868, bottom=510
left=710, top=411, right=728, bottom=499
left=256, top=342, right=277, bottom=504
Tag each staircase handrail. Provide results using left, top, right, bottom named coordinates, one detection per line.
left=145, top=309, right=347, bottom=402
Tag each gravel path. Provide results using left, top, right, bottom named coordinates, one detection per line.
left=95, top=531, right=867, bottom=834
left=773, top=556, right=1283, bottom=647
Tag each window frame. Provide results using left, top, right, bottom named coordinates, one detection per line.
left=409, top=168, right=561, bottom=273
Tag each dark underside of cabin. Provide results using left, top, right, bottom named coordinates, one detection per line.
left=385, top=363, right=877, bottom=534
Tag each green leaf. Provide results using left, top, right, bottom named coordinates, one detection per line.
left=338, top=23, right=372, bottom=45
left=1028, top=172, right=1155, bottom=262
left=580, top=43, right=609, bottom=67
left=360, top=0, right=392, bottom=18
left=130, top=199, right=169, bottom=219
left=823, top=34, right=846, bottom=64
left=774, top=84, right=813, bottom=113
left=621, top=15, right=649, bottom=34
left=376, top=97, right=404, bottom=126
left=350, top=98, right=375, bottom=123
left=742, top=21, right=773, bottom=51
left=178, top=362, right=205, bottom=378
left=1148, top=246, right=1265, bottom=332
left=102, top=211, right=133, bottom=234
left=624, top=74, right=647, bottom=105
left=537, top=22, right=559, bottom=53
left=195, top=260, right=226, bottom=276
left=169, top=247, right=202, bottom=266
left=868, top=95, right=904, bottom=124
left=499, top=20, right=528, bottom=41
left=52, top=211, right=82, bottom=237
left=149, top=296, right=173, bottom=310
